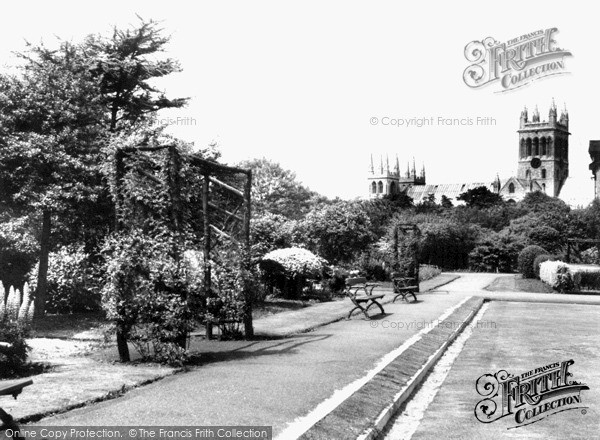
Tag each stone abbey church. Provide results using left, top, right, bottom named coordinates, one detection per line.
left=368, top=102, right=570, bottom=204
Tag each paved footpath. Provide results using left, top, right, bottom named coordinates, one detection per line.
left=28, top=273, right=600, bottom=438
left=31, top=274, right=470, bottom=432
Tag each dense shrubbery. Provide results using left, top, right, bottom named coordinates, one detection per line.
left=29, top=245, right=100, bottom=314
left=554, top=265, right=575, bottom=292
left=527, top=226, right=564, bottom=253
left=517, top=245, right=547, bottom=278
left=101, top=229, right=196, bottom=365
left=298, top=201, right=375, bottom=265
left=419, top=220, right=480, bottom=270
left=578, top=270, right=600, bottom=290
left=469, top=232, right=525, bottom=273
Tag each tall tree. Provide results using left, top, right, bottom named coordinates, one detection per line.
left=0, top=42, right=106, bottom=316
left=83, top=18, right=188, bottom=131
left=457, top=186, right=503, bottom=209
left=237, top=158, right=324, bottom=220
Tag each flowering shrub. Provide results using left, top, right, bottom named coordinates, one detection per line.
left=262, top=247, right=326, bottom=276
left=101, top=229, right=196, bottom=365
left=539, top=261, right=569, bottom=288
left=259, top=247, right=327, bottom=299
left=0, top=282, right=34, bottom=377
left=533, top=254, right=558, bottom=278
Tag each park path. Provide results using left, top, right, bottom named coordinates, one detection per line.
left=30, top=272, right=599, bottom=438
left=31, top=274, right=486, bottom=435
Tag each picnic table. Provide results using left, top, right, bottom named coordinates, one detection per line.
left=344, top=277, right=385, bottom=319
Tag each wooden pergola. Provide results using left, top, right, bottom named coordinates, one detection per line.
left=391, top=223, right=421, bottom=284
left=113, top=145, right=252, bottom=361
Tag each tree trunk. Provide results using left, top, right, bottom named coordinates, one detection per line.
left=116, top=327, right=130, bottom=362
left=34, top=210, right=51, bottom=319
left=243, top=171, right=254, bottom=338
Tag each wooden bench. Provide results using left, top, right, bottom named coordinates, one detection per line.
left=0, top=378, right=33, bottom=438
left=391, top=275, right=418, bottom=303
left=344, top=277, right=385, bottom=319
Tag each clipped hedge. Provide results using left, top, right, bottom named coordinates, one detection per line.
left=539, top=261, right=600, bottom=292
left=579, top=270, right=600, bottom=290
left=517, top=245, right=547, bottom=279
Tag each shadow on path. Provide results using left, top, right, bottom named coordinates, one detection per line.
left=187, top=333, right=333, bottom=365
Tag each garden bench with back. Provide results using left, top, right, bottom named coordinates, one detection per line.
left=0, top=342, right=33, bottom=439
left=344, top=277, right=385, bottom=319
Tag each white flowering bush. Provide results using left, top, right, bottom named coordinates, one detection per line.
left=539, top=261, right=569, bottom=287
left=259, top=247, right=327, bottom=299
left=262, top=247, right=326, bottom=276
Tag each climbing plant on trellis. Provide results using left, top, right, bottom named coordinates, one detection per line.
left=391, top=223, right=421, bottom=288
left=111, top=144, right=252, bottom=362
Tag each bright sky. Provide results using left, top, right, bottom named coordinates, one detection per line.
left=0, top=1, right=597, bottom=205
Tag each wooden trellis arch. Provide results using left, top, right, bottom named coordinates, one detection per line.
left=391, top=223, right=421, bottom=284
left=113, top=145, right=252, bottom=361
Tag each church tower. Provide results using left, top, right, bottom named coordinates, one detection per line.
left=517, top=100, right=570, bottom=197
left=367, top=154, right=425, bottom=198
left=368, top=154, right=400, bottom=198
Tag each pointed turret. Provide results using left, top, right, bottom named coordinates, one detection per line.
left=492, top=173, right=501, bottom=193
left=549, top=98, right=557, bottom=123
left=369, top=154, right=374, bottom=174
left=411, top=157, right=416, bottom=178
left=532, top=105, right=540, bottom=122
left=394, top=155, right=400, bottom=175
left=380, top=155, right=384, bottom=174
left=520, top=106, right=528, bottom=128
left=406, top=162, right=410, bottom=178
left=560, top=102, right=569, bottom=128
left=386, top=154, right=390, bottom=174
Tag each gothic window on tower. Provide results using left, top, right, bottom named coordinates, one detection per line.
left=541, top=169, right=546, bottom=178
left=377, top=181, right=383, bottom=193
left=542, top=183, right=546, bottom=192
left=526, top=138, right=532, bottom=156
left=390, top=181, right=396, bottom=194
left=526, top=170, right=530, bottom=179
left=533, top=137, right=539, bottom=156
left=371, top=182, right=377, bottom=193
left=508, top=183, right=515, bottom=193
left=541, top=137, right=547, bottom=155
